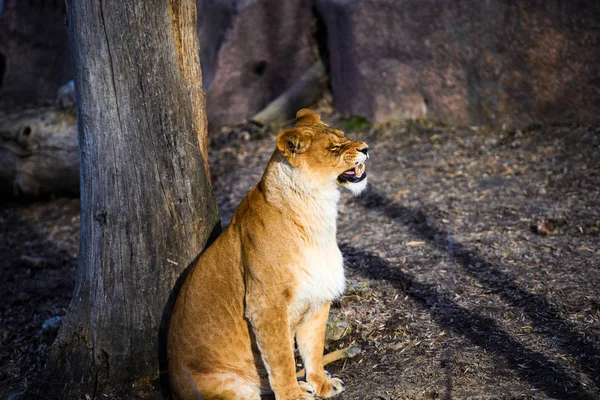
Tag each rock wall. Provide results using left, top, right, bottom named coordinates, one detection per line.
left=1, top=0, right=598, bottom=128
left=0, top=0, right=72, bottom=110
left=317, top=0, right=600, bottom=127
left=197, top=0, right=317, bottom=127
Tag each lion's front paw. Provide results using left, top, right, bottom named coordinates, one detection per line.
left=316, top=375, right=345, bottom=398
left=297, top=380, right=316, bottom=399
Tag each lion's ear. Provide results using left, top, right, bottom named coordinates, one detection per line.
left=276, top=128, right=312, bottom=158
left=294, top=109, right=321, bottom=126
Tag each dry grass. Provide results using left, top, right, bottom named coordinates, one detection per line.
left=211, top=116, right=600, bottom=399
left=1, top=109, right=599, bottom=399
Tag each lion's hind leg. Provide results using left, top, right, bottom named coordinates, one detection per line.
left=180, top=367, right=262, bottom=400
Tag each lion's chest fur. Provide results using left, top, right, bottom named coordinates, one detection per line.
left=290, top=244, right=345, bottom=321
left=286, top=189, right=346, bottom=326
left=255, top=158, right=347, bottom=327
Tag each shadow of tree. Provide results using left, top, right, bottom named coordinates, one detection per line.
left=342, top=244, right=595, bottom=399
left=343, top=188, right=600, bottom=399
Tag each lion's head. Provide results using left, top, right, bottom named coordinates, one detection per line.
left=276, top=109, right=369, bottom=196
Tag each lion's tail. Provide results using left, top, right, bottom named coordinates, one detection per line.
left=296, top=345, right=362, bottom=378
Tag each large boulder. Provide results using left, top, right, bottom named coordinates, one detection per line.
left=197, top=0, right=317, bottom=127
left=317, top=0, right=600, bottom=127
left=0, top=1, right=72, bottom=110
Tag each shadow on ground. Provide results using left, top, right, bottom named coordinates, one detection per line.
left=340, top=187, right=600, bottom=399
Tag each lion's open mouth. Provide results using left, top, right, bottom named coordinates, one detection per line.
left=337, top=163, right=367, bottom=183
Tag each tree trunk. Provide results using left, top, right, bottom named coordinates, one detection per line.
left=22, top=1, right=220, bottom=398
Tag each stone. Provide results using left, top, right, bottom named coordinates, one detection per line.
left=56, top=80, right=76, bottom=110
left=316, top=0, right=600, bottom=127
left=20, top=255, right=47, bottom=268
left=42, top=316, right=62, bottom=333
left=197, top=0, right=317, bottom=127
left=326, top=315, right=351, bottom=342
left=0, top=1, right=72, bottom=110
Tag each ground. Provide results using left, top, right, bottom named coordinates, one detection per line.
left=1, top=109, right=599, bottom=399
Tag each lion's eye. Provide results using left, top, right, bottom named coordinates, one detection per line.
left=329, top=146, right=341, bottom=152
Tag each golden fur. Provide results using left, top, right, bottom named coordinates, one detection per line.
left=168, top=109, right=369, bottom=400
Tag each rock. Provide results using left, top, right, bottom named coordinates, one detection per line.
left=20, top=255, right=47, bottom=268
left=197, top=0, right=317, bottom=127
left=316, top=0, right=600, bottom=127
left=42, top=316, right=62, bottom=333
left=326, top=315, right=351, bottom=342
left=55, top=80, right=76, bottom=110
left=0, top=1, right=72, bottom=110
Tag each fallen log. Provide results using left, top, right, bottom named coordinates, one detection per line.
left=0, top=107, right=79, bottom=196
left=0, top=61, right=325, bottom=197
left=250, top=60, right=326, bottom=127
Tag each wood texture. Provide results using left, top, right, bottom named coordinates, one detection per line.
left=0, top=109, right=78, bottom=197
left=250, top=61, right=326, bottom=128
left=22, top=0, right=219, bottom=398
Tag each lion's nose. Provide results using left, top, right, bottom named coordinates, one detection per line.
left=358, top=146, right=369, bottom=158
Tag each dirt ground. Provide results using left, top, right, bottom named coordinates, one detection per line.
left=1, top=108, right=599, bottom=399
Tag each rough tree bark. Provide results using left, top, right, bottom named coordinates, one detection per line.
left=22, top=1, right=220, bottom=398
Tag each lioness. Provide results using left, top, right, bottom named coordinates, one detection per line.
left=168, top=109, right=369, bottom=400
